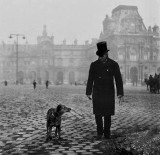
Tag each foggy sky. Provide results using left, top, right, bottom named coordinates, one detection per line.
left=0, top=0, right=160, bottom=44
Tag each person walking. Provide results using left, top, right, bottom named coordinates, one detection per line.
left=45, top=80, right=49, bottom=89
left=33, top=80, right=37, bottom=89
left=86, top=41, right=124, bottom=139
left=4, top=80, right=8, bottom=86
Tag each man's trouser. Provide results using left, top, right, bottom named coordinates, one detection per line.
left=95, top=114, right=111, bottom=137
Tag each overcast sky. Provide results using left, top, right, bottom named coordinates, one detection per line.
left=0, top=0, right=160, bottom=44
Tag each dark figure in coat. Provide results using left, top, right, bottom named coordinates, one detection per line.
left=4, top=80, right=8, bottom=86
left=45, top=80, right=49, bottom=89
left=33, top=80, right=37, bottom=89
left=86, top=41, right=124, bottom=140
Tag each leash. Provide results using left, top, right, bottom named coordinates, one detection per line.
left=69, top=108, right=85, bottom=118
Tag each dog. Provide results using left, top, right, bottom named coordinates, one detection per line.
left=46, top=104, right=71, bottom=141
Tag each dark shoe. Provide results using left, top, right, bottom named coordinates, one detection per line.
left=46, top=135, right=52, bottom=142
left=96, top=134, right=103, bottom=140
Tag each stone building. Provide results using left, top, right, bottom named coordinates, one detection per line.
left=99, top=5, right=160, bottom=84
left=0, top=5, right=160, bottom=85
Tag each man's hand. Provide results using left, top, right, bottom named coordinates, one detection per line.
left=86, top=95, right=92, bottom=100
left=118, top=95, right=124, bottom=105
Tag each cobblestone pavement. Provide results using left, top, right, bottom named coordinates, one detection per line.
left=0, top=85, right=160, bottom=155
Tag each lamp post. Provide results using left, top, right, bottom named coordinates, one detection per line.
left=139, top=42, right=144, bottom=85
left=9, top=34, right=25, bottom=84
left=124, top=36, right=128, bottom=84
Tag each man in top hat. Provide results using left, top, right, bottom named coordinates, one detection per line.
left=86, top=41, right=124, bottom=139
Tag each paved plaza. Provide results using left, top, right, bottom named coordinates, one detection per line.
left=0, top=84, right=160, bottom=154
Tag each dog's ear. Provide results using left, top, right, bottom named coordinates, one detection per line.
left=57, top=104, right=62, bottom=112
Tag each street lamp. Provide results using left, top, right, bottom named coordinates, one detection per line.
left=139, top=62, right=143, bottom=85
left=9, top=34, right=25, bottom=84
left=124, top=36, right=128, bottom=84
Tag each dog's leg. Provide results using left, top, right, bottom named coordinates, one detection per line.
left=46, top=127, right=50, bottom=141
left=46, top=121, right=50, bottom=141
left=49, top=126, right=52, bottom=137
left=46, top=125, right=52, bottom=142
left=55, top=127, right=58, bottom=137
left=46, top=118, right=52, bottom=140
left=57, top=125, right=61, bottom=139
left=46, top=121, right=48, bottom=135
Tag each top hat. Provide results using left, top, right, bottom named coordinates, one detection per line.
left=96, top=41, right=110, bottom=57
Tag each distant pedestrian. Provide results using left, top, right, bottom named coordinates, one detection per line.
left=86, top=41, right=124, bottom=140
left=4, top=80, right=7, bottom=86
left=45, top=80, right=49, bottom=89
left=33, top=80, right=37, bottom=89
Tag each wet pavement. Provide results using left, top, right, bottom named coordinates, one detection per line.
left=0, top=85, right=160, bottom=155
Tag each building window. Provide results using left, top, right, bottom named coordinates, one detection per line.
left=70, top=58, right=74, bottom=66
left=31, top=61, right=36, bottom=65
left=144, top=54, right=147, bottom=60
left=63, top=59, right=69, bottom=67
left=55, top=58, right=62, bottom=66
left=44, top=60, right=48, bottom=64
left=153, top=51, right=158, bottom=60
left=129, top=48, right=137, bottom=61
left=118, top=51, right=124, bottom=60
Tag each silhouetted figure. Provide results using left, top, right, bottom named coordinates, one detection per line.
left=33, top=80, right=37, bottom=89
left=4, top=80, right=7, bottom=86
left=86, top=41, right=124, bottom=140
left=45, top=80, right=49, bottom=89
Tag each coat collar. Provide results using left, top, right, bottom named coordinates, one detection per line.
left=97, top=58, right=111, bottom=65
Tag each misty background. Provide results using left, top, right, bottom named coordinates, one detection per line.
left=0, top=0, right=160, bottom=44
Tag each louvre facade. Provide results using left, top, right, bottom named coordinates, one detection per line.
left=0, top=5, right=160, bottom=85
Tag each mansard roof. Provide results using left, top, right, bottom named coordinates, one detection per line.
left=112, top=5, right=138, bottom=14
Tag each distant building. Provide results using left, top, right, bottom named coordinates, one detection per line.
left=0, top=5, right=160, bottom=85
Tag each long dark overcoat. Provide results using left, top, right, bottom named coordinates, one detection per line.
left=86, top=58, right=124, bottom=115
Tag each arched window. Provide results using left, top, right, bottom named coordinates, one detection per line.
left=144, top=52, right=148, bottom=60
left=118, top=50, right=124, bottom=60
left=130, top=48, right=137, bottom=61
